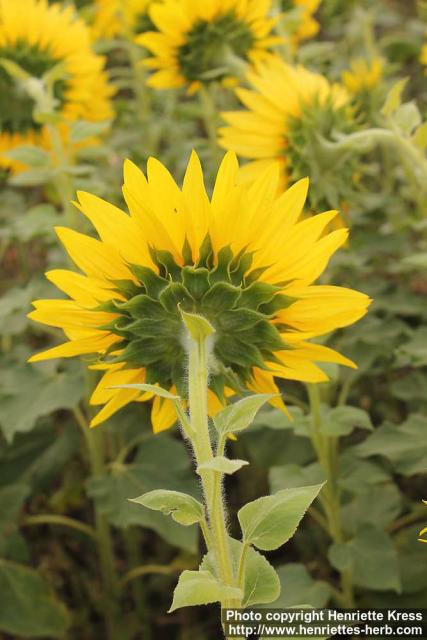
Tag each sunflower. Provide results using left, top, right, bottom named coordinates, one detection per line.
left=28, top=150, right=370, bottom=432
left=218, top=57, right=349, bottom=192
left=92, top=0, right=158, bottom=39
left=0, top=0, right=114, bottom=172
left=136, top=0, right=280, bottom=93
left=280, top=0, right=321, bottom=47
left=341, top=57, right=383, bottom=95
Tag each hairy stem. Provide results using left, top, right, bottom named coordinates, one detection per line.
left=186, top=333, right=239, bottom=609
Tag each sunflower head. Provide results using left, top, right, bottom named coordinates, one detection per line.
left=219, top=57, right=356, bottom=208
left=0, top=0, right=114, bottom=172
left=92, top=0, right=157, bottom=39
left=28, top=151, right=370, bottom=431
left=280, top=0, right=321, bottom=48
left=341, top=57, right=384, bottom=96
left=136, top=0, right=280, bottom=92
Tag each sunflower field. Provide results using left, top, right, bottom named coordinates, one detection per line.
left=0, top=0, right=426, bottom=638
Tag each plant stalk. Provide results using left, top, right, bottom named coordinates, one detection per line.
left=307, top=384, right=355, bottom=608
left=186, top=333, right=240, bottom=611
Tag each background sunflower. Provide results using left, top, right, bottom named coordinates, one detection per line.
left=0, top=0, right=114, bottom=172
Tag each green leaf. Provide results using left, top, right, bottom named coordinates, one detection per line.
left=9, top=168, right=55, bottom=187
left=179, top=308, right=215, bottom=341
left=393, top=102, right=421, bottom=136
left=238, top=484, right=324, bottom=550
left=328, top=527, right=401, bottom=592
left=341, top=484, right=402, bottom=533
left=0, top=57, right=30, bottom=80
left=168, top=570, right=242, bottom=612
left=0, top=362, right=84, bottom=442
left=86, top=434, right=200, bottom=552
left=0, top=484, right=30, bottom=556
left=412, top=122, right=427, bottom=150
left=214, top=394, right=275, bottom=437
left=129, top=489, right=204, bottom=526
left=273, top=564, right=331, bottom=608
left=111, top=383, right=180, bottom=400
left=321, top=406, right=373, bottom=437
left=5, top=146, right=50, bottom=167
left=200, top=538, right=280, bottom=607
left=239, top=545, right=280, bottom=607
left=269, top=463, right=326, bottom=492
left=198, top=456, right=248, bottom=475
left=337, top=452, right=390, bottom=494
left=381, top=78, right=408, bottom=117
left=70, top=119, right=111, bottom=142
left=355, top=414, right=427, bottom=476
left=0, top=560, right=70, bottom=637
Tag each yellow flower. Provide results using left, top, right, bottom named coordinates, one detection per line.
left=341, top=57, right=383, bottom=95
left=0, top=0, right=114, bottom=172
left=92, top=0, right=158, bottom=39
left=219, top=56, right=348, bottom=186
left=281, top=0, right=321, bottom=48
left=28, top=151, right=370, bottom=432
left=136, top=0, right=280, bottom=93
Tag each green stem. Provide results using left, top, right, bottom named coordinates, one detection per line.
left=307, top=384, right=355, bottom=608
left=73, top=407, right=123, bottom=639
left=22, top=514, right=97, bottom=540
left=198, top=85, right=221, bottom=164
left=236, top=542, right=249, bottom=592
left=46, top=123, right=76, bottom=227
left=320, top=127, right=427, bottom=201
left=186, top=334, right=238, bottom=606
left=124, top=529, right=152, bottom=640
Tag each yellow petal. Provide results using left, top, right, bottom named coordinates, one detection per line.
left=151, top=395, right=177, bottom=433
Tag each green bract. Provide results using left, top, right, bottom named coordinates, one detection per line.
left=177, top=12, right=254, bottom=83
left=99, top=235, right=294, bottom=399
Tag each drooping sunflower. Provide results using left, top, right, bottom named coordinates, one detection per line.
left=92, top=0, right=158, bottom=39
left=218, top=57, right=350, bottom=194
left=136, top=0, right=280, bottom=93
left=0, top=0, right=114, bottom=172
left=28, top=151, right=370, bottom=432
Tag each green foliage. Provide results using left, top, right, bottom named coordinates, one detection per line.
left=213, top=394, right=276, bottom=436
left=169, top=570, right=242, bottom=612
left=0, top=0, right=426, bottom=636
left=238, top=484, right=324, bottom=551
left=328, top=527, right=401, bottom=592
left=356, top=414, right=427, bottom=475
left=198, top=456, right=248, bottom=475
left=130, top=489, right=205, bottom=526
left=274, top=564, right=331, bottom=608
left=0, top=559, right=70, bottom=637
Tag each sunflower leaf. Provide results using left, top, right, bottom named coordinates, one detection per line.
left=238, top=484, right=324, bottom=551
left=129, top=489, right=204, bottom=526
left=213, top=394, right=276, bottom=436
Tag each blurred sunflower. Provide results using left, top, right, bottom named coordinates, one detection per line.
left=0, top=0, right=114, bottom=172
left=92, top=0, right=158, bottom=39
left=341, top=57, right=383, bottom=95
left=219, top=57, right=350, bottom=197
left=136, top=0, right=280, bottom=93
left=280, top=0, right=321, bottom=47
left=28, top=151, right=370, bottom=432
